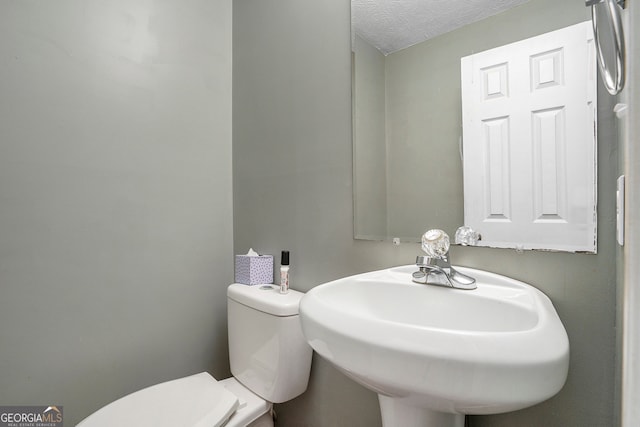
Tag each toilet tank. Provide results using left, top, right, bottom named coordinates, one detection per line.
left=227, top=284, right=313, bottom=403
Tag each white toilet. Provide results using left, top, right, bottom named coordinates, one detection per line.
left=77, top=284, right=313, bottom=427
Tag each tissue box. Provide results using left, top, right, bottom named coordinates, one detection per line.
left=235, top=254, right=274, bottom=285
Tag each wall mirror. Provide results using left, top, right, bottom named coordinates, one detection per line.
left=352, top=0, right=598, bottom=252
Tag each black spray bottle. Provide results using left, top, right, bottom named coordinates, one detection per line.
left=280, top=250, right=290, bottom=294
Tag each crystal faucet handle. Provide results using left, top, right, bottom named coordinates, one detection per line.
left=455, top=226, right=481, bottom=246
left=421, top=229, right=450, bottom=258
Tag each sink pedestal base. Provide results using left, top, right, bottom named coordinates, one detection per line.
left=378, top=395, right=464, bottom=427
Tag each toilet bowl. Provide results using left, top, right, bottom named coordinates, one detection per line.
left=77, top=284, right=312, bottom=427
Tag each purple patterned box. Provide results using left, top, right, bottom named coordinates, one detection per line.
left=235, top=254, right=274, bottom=285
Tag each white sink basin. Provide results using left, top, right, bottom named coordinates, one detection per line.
left=299, top=265, right=569, bottom=427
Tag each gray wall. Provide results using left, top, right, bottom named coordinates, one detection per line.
left=0, top=1, right=233, bottom=425
left=619, top=4, right=639, bottom=425
left=234, top=0, right=619, bottom=426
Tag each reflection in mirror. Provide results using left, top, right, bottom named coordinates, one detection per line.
left=461, top=22, right=597, bottom=253
left=352, top=0, right=594, bottom=247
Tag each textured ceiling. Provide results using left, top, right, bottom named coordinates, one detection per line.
left=352, top=0, right=532, bottom=55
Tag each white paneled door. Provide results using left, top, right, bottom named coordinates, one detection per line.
left=461, top=21, right=597, bottom=253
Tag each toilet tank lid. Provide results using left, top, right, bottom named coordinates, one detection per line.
left=77, top=372, right=238, bottom=427
left=228, top=284, right=304, bottom=316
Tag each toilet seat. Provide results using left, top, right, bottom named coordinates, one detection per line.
left=77, top=373, right=239, bottom=427
left=218, top=377, right=272, bottom=427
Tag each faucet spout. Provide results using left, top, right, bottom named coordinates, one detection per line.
left=413, top=255, right=477, bottom=290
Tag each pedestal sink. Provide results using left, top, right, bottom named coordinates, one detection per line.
left=299, top=266, right=569, bottom=427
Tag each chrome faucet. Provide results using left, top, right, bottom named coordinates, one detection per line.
left=412, top=229, right=477, bottom=290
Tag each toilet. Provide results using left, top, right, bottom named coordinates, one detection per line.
left=77, top=284, right=313, bottom=427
